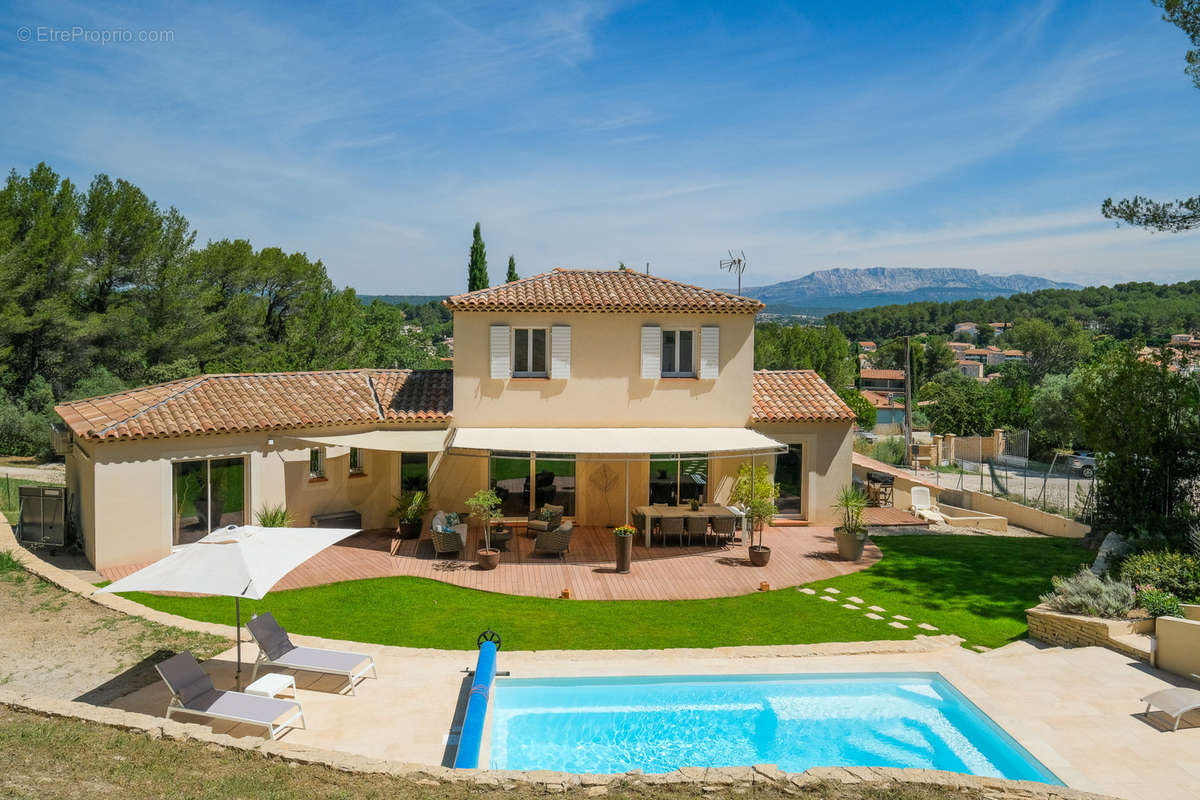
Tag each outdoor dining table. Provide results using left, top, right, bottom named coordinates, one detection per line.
left=634, top=504, right=745, bottom=547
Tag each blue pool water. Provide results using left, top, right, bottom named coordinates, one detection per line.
left=489, top=673, right=1061, bottom=783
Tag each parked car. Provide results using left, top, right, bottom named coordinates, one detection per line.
left=1070, top=451, right=1096, bottom=479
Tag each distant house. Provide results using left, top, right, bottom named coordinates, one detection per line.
left=962, top=348, right=1004, bottom=365
left=1170, top=334, right=1196, bottom=347
left=953, top=322, right=979, bottom=338
left=947, top=341, right=972, bottom=353
left=957, top=360, right=985, bottom=379
left=1003, top=349, right=1026, bottom=362
left=858, top=341, right=877, bottom=352
left=988, top=322, right=1012, bottom=332
left=861, top=390, right=905, bottom=432
left=860, top=368, right=906, bottom=393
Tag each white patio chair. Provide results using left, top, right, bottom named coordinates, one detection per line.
left=909, top=486, right=946, bottom=525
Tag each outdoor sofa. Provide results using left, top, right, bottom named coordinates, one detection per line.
left=156, top=650, right=305, bottom=741
left=247, top=612, right=377, bottom=695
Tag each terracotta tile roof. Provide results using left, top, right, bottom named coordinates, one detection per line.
left=751, top=370, right=855, bottom=423
left=444, top=268, right=764, bottom=314
left=860, top=368, right=906, bottom=380
left=859, top=389, right=903, bottom=410
left=55, top=369, right=452, bottom=442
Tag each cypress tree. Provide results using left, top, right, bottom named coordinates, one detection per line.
left=467, top=222, right=488, bottom=291
left=506, top=255, right=519, bottom=283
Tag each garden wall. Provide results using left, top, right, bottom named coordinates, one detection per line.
left=1155, top=605, right=1200, bottom=680
left=939, top=490, right=1090, bottom=538
left=1025, top=605, right=1153, bottom=661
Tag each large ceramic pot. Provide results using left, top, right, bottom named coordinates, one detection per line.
left=395, top=520, right=422, bottom=540
left=614, top=531, right=633, bottom=573
left=477, top=548, right=500, bottom=570
left=835, top=528, right=866, bottom=561
left=748, top=545, right=772, bottom=567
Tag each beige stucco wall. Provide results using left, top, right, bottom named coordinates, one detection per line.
left=452, top=311, right=756, bottom=427
left=64, top=443, right=96, bottom=565
left=1155, top=610, right=1200, bottom=680
left=752, top=420, right=854, bottom=525
left=70, top=424, right=443, bottom=570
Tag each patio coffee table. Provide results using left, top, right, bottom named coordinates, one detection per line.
left=245, top=672, right=296, bottom=699
left=488, top=525, right=514, bottom=551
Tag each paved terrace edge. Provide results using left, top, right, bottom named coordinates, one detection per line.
left=0, top=691, right=1116, bottom=800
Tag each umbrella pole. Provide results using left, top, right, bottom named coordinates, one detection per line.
left=235, top=597, right=242, bottom=691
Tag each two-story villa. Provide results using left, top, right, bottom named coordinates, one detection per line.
left=55, top=269, right=855, bottom=571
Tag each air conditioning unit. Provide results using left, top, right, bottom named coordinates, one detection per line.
left=50, top=423, right=72, bottom=456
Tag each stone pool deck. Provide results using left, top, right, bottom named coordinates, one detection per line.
left=99, top=632, right=1199, bottom=800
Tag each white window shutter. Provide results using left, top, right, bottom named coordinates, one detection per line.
left=489, top=324, right=511, bottom=379
left=550, top=325, right=571, bottom=379
left=700, top=325, right=720, bottom=379
left=640, top=325, right=661, bottom=379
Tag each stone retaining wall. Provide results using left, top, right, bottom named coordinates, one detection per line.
left=1026, top=604, right=1153, bottom=660
left=0, top=690, right=1115, bottom=800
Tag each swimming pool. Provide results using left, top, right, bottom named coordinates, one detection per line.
left=489, top=673, right=1061, bottom=783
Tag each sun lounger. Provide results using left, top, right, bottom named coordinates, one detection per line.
left=247, top=612, right=377, bottom=695
left=155, top=651, right=305, bottom=741
left=909, top=486, right=946, bottom=525
left=1142, top=679, right=1200, bottom=731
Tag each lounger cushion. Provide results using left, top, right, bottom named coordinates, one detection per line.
left=270, top=646, right=372, bottom=675
left=247, top=613, right=296, bottom=661
left=183, top=688, right=300, bottom=723
left=157, top=651, right=215, bottom=704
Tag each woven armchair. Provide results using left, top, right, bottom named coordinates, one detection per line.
left=430, top=527, right=463, bottom=557
left=527, top=503, right=564, bottom=533
left=533, top=522, right=573, bottom=558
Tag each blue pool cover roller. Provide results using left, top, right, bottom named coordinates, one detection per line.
left=453, top=632, right=499, bottom=768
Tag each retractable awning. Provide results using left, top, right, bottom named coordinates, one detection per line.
left=448, top=427, right=784, bottom=455
left=288, top=429, right=449, bottom=452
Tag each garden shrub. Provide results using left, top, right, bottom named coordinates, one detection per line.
left=1135, top=586, right=1184, bottom=618
left=872, top=437, right=906, bottom=465
left=1119, top=551, right=1200, bottom=603
left=1040, top=567, right=1136, bottom=619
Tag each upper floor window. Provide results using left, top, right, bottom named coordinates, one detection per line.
left=348, top=447, right=364, bottom=475
left=661, top=329, right=695, bottom=377
left=513, top=328, right=548, bottom=377
left=309, top=448, right=325, bottom=479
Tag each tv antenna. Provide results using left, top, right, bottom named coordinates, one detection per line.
left=720, top=249, right=747, bottom=294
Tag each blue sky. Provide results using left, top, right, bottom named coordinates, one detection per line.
left=2, top=0, right=1198, bottom=293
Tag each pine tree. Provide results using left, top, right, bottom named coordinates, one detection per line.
left=467, top=222, right=488, bottom=291
left=505, top=255, right=519, bottom=283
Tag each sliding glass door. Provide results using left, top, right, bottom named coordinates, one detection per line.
left=173, top=457, right=246, bottom=545
left=776, top=445, right=804, bottom=517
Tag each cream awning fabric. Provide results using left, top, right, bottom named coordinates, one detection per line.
left=288, top=429, right=449, bottom=452
left=448, top=427, right=784, bottom=455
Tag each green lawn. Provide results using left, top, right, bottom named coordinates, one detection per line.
left=117, top=536, right=1089, bottom=652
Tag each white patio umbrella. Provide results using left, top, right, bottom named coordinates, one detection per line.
left=97, top=524, right=359, bottom=689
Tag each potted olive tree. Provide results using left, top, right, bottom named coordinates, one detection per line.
left=730, top=462, right=779, bottom=567
left=466, top=489, right=503, bottom=570
left=389, top=490, right=429, bottom=539
left=833, top=486, right=869, bottom=561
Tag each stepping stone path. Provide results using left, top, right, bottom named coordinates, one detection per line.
left=868, top=605, right=886, bottom=612
left=888, top=621, right=909, bottom=629
left=846, top=596, right=864, bottom=604
left=822, top=587, right=840, bottom=594
left=820, top=595, right=837, bottom=602
left=864, top=613, right=884, bottom=620
left=842, top=604, right=861, bottom=611
left=801, top=588, right=937, bottom=639
left=798, top=587, right=816, bottom=595
left=891, top=615, right=911, bottom=621
left=917, top=622, right=938, bottom=631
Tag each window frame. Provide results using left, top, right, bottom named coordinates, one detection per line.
left=661, top=328, right=696, bottom=378
left=309, top=448, right=325, bottom=479
left=512, top=327, right=549, bottom=378
left=348, top=447, right=365, bottom=475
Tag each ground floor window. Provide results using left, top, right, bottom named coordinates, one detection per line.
left=348, top=447, right=365, bottom=475
left=309, top=448, right=324, bottom=479
left=488, top=452, right=577, bottom=517
left=400, top=452, right=428, bottom=491
left=649, top=453, right=708, bottom=504
left=172, top=456, right=246, bottom=545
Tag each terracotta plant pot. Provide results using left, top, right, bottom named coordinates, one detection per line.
left=748, top=545, right=772, bottom=567
left=395, top=520, right=422, bottom=540
left=477, top=548, right=500, bottom=570
left=835, top=528, right=866, bottom=561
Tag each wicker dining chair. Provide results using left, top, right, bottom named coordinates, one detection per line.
left=685, top=515, right=709, bottom=546
left=710, top=515, right=736, bottom=546
left=658, top=516, right=685, bottom=547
